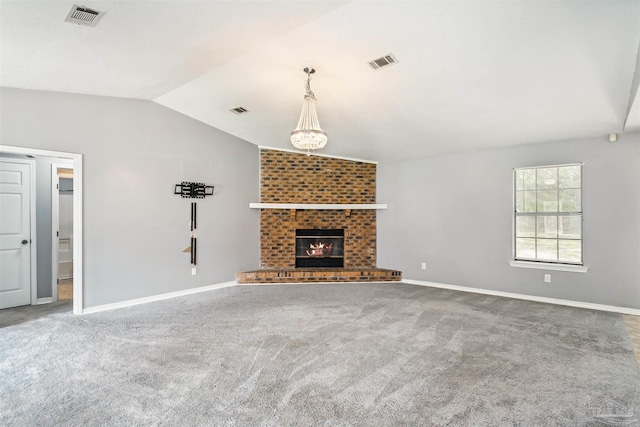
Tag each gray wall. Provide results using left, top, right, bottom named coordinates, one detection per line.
left=0, top=87, right=259, bottom=309
left=35, top=157, right=53, bottom=298
left=378, top=132, right=640, bottom=309
left=58, top=179, right=73, bottom=240
left=59, top=178, right=73, bottom=192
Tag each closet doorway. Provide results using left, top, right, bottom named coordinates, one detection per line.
left=52, top=165, right=74, bottom=302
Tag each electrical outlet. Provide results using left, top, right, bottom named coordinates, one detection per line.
left=421, top=262, right=426, bottom=270
left=192, top=267, right=197, bottom=276
left=544, top=274, right=551, bottom=283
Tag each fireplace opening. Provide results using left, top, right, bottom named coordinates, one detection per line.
left=295, top=229, right=344, bottom=268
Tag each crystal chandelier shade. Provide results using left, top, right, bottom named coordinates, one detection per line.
left=291, top=68, right=327, bottom=153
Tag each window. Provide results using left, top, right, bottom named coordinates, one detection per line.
left=514, top=164, right=582, bottom=265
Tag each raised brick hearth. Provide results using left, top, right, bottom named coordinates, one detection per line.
left=237, top=268, right=401, bottom=284
left=237, top=149, right=401, bottom=284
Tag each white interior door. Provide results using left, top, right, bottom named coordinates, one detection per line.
left=0, top=160, right=32, bottom=309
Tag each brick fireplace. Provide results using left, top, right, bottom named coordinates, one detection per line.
left=236, top=148, right=401, bottom=283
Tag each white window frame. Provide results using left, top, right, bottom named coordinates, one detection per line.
left=510, top=163, right=588, bottom=273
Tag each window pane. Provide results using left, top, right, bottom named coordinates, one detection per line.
left=516, top=238, right=535, bottom=259
left=515, top=191, right=524, bottom=212
left=537, top=216, right=557, bottom=238
left=537, top=167, right=558, bottom=190
left=514, top=165, right=583, bottom=266
left=523, top=191, right=536, bottom=212
left=559, top=189, right=581, bottom=212
left=537, top=239, right=558, bottom=261
left=537, top=190, right=558, bottom=212
left=559, top=240, right=581, bottom=263
left=559, top=165, right=580, bottom=189
left=559, top=215, right=581, bottom=239
left=515, top=170, right=524, bottom=191
left=523, top=169, right=536, bottom=190
left=516, top=216, right=535, bottom=237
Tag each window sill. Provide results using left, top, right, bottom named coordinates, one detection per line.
left=509, top=260, right=589, bottom=273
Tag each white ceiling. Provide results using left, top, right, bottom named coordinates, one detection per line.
left=2, top=0, right=639, bottom=161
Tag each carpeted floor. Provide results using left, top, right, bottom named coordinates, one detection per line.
left=624, top=314, right=640, bottom=363
left=1, top=283, right=639, bottom=426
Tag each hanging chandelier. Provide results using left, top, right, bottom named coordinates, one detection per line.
left=290, top=67, right=327, bottom=155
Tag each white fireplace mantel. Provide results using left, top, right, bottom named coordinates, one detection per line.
left=249, top=203, right=388, bottom=210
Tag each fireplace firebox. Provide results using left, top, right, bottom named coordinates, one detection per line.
left=295, top=229, right=344, bottom=268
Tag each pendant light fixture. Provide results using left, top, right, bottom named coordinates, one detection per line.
left=290, top=67, right=327, bottom=155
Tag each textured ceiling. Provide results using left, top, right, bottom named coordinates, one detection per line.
left=1, top=0, right=639, bottom=161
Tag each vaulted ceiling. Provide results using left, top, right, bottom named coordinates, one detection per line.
left=1, top=1, right=639, bottom=161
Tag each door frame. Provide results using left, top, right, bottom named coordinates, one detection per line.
left=0, top=145, right=84, bottom=315
left=0, top=157, right=37, bottom=306
left=51, top=162, right=74, bottom=302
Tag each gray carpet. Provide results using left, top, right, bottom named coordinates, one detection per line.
left=1, top=283, right=639, bottom=426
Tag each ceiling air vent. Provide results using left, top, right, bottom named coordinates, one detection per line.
left=229, top=107, right=249, bottom=115
left=64, top=5, right=105, bottom=27
left=368, top=53, right=399, bottom=70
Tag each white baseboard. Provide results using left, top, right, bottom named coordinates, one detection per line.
left=36, top=297, right=53, bottom=305
left=403, top=279, right=640, bottom=316
left=81, top=281, right=237, bottom=315
left=75, top=279, right=640, bottom=316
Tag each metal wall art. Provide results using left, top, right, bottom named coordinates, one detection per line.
left=174, top=181, right=214, bottom=265
left=189, top=202, right=197, bottom=265
left=174, top=181, right=214, bottom=199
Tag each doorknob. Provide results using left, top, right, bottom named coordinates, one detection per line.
left=22, top=240, right=28, bottom=245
